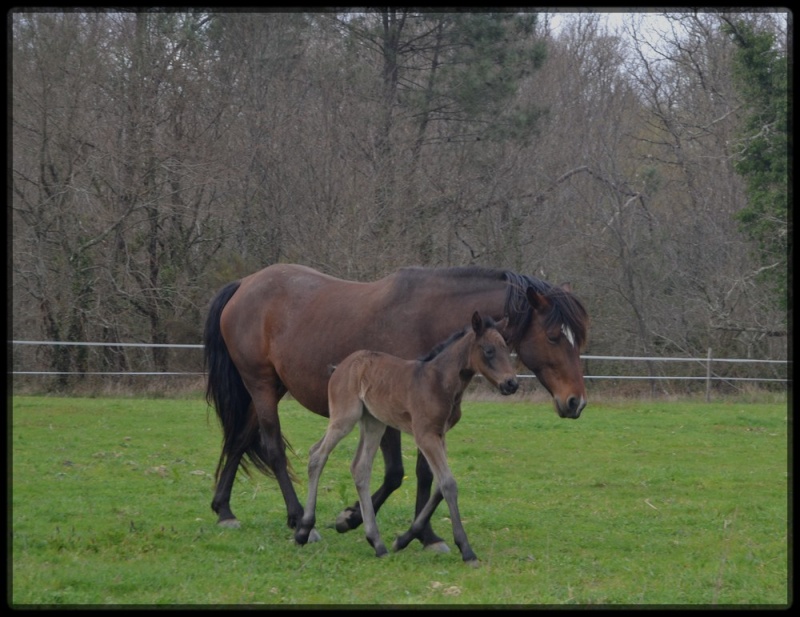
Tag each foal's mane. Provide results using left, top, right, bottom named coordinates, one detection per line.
left=417, top=315, right=499, bottom=363
left=397, top=266, right=588, bottom=351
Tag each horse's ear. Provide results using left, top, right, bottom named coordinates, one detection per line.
left=496, top=316, right=511, bottom=342
left=471, top=310, right=484, bottom=334
left=561, top=281, right=572, bottom=293
left=525, top=287, right=549, bottom=312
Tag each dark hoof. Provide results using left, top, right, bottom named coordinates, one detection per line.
left=295, top=527, right=322, bottom=545
left=217, top=517, right=241, bottom=529
left=334, top=508, right=360, bottom=533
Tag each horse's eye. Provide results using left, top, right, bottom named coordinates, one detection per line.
left=483, top=346, right=495, bottom=360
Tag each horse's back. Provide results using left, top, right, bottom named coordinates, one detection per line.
left=220, top=266, right=401, bottom=415
left=331, top=350, right=417, bottom=433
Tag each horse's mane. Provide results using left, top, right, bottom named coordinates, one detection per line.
left=502, top=272, right=588, bottom=350
left=398, top=265, right=504, bottom=282
left=397, top=266, right=588, bottom=351
left=417, top=314, right=499, bottom=363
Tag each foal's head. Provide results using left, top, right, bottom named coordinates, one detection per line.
left=469, top=311, right=519, bottom=396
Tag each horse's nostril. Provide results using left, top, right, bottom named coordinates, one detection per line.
left=503, top=378, right=519, bottom=394
left=566, top=395, right=586, bottom=418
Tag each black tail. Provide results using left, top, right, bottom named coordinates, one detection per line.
left=204, top=281, right=276, bottom=482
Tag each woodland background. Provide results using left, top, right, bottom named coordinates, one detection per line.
left=9, top=10, right=790, bottom=391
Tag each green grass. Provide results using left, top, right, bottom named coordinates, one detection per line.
left=9, top=395, right=789, bottom=606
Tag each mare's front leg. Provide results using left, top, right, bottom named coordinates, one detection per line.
left=335, top=427, right=404, bottom=532
left=414, top=450, right=450, bottom=553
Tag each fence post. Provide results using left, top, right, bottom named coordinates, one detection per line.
left=706, top=348, right=712, bottom=402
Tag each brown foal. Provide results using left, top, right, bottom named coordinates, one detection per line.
left=294, top=311, right=519, bottom=564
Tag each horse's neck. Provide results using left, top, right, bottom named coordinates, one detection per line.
left=414, top=275, right=506, bottom=317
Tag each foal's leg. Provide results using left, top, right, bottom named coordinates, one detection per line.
left=395, top=433, right=478, bottom=564
left=351, top=411, right=389, bottom=557
left=335, top=427, right=404, bottom=533
left=335, top=429, right=449, bottom=552
left=294, top=404, right=359, bottom=546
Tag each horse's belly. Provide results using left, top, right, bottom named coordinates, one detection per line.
left=361, top=395, right=413, bottom=434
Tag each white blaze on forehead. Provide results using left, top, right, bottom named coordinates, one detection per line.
left=562, top=324, right=575, bottom=348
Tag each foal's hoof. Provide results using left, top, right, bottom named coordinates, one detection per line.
left=334, top=508, right=360, bottom=533
left=424, top=541, right=451, bottom=554
left=465, top=558, right=481, bottom=568
left=308, top=528, right=322, bottom=543
left=217, top=517, right=241, bottom=529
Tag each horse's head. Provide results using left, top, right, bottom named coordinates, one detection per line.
left=507, top=282, right=589, bottom=419
left=469, top=311, right=519, bottom=396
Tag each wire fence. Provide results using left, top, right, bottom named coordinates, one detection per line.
left=9, top=340, right=790, bottom=399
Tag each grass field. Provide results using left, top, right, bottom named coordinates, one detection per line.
left=9, top=395, right=789, bottom=607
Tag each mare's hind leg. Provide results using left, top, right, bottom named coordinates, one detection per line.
left=212, top=407, right=262, bottom=527
left=351, top=411, right=389, bottom=557
left=212, top=449, right=246, bottom=527
left=247, top=382, right=306, bottom=532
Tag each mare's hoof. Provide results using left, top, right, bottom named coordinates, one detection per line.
left=334, top=509, right=359, bottom=533
left=465, top=558, right=481, bottom=568
left=217, top=517, right=241, bottom=529
left=294, top=528, right=322, bottom=545
left=424, top=541, right=451, bottom=554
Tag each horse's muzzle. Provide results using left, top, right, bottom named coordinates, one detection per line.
left=498, top=378, right=519, bottom=396
left=556, top=395, right=586, bottom=419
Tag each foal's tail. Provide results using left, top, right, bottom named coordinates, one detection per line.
left=204, top=281, right=275, bottom=482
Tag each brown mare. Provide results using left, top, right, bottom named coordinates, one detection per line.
left=294, top=312, right=519, bottom=564
left=204, top=264, right=588, bottom=551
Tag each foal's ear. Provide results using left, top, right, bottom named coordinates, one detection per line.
left=471, top=310, right=484, bottom=334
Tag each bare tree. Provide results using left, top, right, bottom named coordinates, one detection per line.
left=10, top=10, right=786, bottom=389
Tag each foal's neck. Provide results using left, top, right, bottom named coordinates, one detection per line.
left=428, top=332, right=476, bottom=389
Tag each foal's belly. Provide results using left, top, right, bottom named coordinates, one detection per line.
left=361, top=395, right=415, bottom=435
